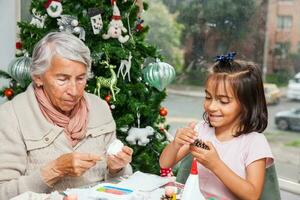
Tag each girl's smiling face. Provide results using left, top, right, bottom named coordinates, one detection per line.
left=204, top=77, right=242, bottom=134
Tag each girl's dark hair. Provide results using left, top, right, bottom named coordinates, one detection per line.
left=204, top=59, right=268, bottom=136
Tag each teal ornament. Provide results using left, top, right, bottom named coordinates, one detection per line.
left=7, top=54, right=32, bottom=87
left=142, top=59, right=176, bottom=91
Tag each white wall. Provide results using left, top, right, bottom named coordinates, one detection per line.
left=0, top=0, right=20, bottom=103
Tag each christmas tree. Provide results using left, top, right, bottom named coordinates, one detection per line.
left=0, top=0, right=176, bottom=174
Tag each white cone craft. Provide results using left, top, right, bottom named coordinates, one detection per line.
left=180, top=158, right=206, bottom=200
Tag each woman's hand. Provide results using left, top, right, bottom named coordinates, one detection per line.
left=41, top=152, right=101, bottom=186
left=190, top=141, right=222, bottom=171
left=53, top=152, right=101, bottom=176
left=107, top=146, right=133, bottom=174
left=173, top=122, right=198, bottom=149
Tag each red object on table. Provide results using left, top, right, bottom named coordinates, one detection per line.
left=160, top=167, right=173, bottom=177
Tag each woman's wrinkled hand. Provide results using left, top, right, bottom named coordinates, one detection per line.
left=41, top=152, right=101, bottom=186
left=190, top=141, right=221, bottom=171
left=107, top=146, right=133, bottom=174
left=53, top=152, right=101, bottom=177
left=173, top=122, right=198, bottom=149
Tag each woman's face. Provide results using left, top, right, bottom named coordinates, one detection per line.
left=34, top=56, right=87, bottom=114
left=204, top=78, right=242, bottom=133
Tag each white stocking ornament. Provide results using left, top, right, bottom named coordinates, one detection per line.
left=44, top=0, right=63, bottom=18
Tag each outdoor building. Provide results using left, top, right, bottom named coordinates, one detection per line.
left=267, top=0, right=300, bottom=73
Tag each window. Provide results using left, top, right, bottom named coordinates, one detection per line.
left=277, top=15, right=292, bottom=30
left=274, top=42, right=290, bottom=58
left=21, top=0, right=31, bottom=21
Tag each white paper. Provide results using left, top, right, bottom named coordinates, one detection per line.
left=10, top=191, right=63, bottom=200
left=117, top=171, right=174, bottom=192
left=64, top=188, right=101, bottom=200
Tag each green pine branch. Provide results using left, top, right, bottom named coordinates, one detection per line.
left=0, top=70, right=11, bottom=79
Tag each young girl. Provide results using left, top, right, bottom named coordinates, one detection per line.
left=160, top=52, right=274, bottom=200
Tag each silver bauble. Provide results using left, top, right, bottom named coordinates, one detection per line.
left=73, top=27, right=81, bottom=34
left=71, top=19, right=79, bottom=27
left=7, top=54, right=32, bottom=87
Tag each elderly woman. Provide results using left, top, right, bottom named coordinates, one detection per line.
left=0, top=32, right=133, bottom=199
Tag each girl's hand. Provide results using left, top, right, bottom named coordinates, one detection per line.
left=107, top=146, right=133, bottom=174
left=190, top=141, right=221, bottom=171
left=173, top=122, right=198, bottom=149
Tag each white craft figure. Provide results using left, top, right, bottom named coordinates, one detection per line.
left=107, top=139, right=124, bottom=156
left=30, top=8, right=47, bottom=28
left=126, top=126, right=155, bottom=146
left=94, top=63, right=120, bottom=101
left=117, top=52, right=132, bottom=81
left=102, top=2, right=129, bottom=43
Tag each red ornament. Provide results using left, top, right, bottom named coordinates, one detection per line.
left=159, top=107, right=168, bottom=117
left=135, top=18, right=144, bottom=32
left=135, top=23, right=144, bottom=32
left=16, top=42, right=22, bottom=49
left=4, top=88, right=14, bottom=98
left=105, top=95, right=111, bottom=102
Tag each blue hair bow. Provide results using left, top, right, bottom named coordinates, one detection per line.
left=215, top=52, right=236, bottom=62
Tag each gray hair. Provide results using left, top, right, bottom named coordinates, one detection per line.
left=31, top=32, right=91, bottom=78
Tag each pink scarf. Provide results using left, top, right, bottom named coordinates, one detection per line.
left=34, top=86, right=89, bottom=147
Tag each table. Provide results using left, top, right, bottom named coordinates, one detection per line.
left=11, top=171, right=181, bottom=200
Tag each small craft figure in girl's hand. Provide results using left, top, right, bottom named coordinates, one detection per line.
left=192, top=139, right=210, bottom=150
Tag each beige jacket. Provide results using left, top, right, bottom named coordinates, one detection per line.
left=0, top=84, right=131, bottom=199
